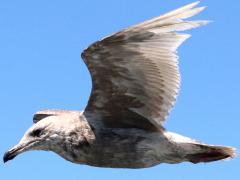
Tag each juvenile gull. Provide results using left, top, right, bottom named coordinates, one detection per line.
left=3, top=2, right=236, bottom=168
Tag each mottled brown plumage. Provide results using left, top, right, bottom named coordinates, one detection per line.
left=3, top=2, right=236, bottom=168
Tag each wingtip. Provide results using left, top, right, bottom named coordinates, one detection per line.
left=184, top=1, right=201, bottom=9
left=198, top=20, right=211, bottom=25
left=180, top=6, right=207, bottom=20
left=191, top=1, right=201, bottom=6
left=189, top=20, right=211, bottom=28
left=195, top=6, right=207, bottom=13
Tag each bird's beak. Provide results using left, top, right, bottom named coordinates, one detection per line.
left=3, top=141, right=34, bottom=163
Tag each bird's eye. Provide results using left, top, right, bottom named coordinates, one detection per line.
left=31, top=129, right=43, bottom=137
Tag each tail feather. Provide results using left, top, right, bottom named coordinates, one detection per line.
left=186, top=144, right=236, bottom=164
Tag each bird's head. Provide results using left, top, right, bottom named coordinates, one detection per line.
left=3, top=110, right=90, bottom=163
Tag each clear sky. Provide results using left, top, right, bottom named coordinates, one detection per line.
left=0, top=0, right=239, bottom=179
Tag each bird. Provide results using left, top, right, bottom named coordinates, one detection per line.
left=3, top=1, right=236, bottom=168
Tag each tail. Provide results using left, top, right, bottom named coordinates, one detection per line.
left=185, top=143, right=236, bottom=164
left=164, top=132, right=236, bottom=164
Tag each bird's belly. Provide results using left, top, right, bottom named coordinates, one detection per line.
left=59, top=128, right=182, bottom=168
left=75, top=130, right=176, bottom=168
left=84, top=145, right=160, bottom=168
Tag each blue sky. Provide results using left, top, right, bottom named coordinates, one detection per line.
left=0, top=0, right=239, bottom=179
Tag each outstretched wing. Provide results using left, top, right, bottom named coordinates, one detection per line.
left=82, top=2, right=208, bottom=131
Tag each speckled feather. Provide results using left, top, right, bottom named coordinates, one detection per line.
left=3, top=2, right=236, bottom=168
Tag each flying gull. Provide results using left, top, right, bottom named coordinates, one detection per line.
left=3, top=2, right=236, bottom=168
